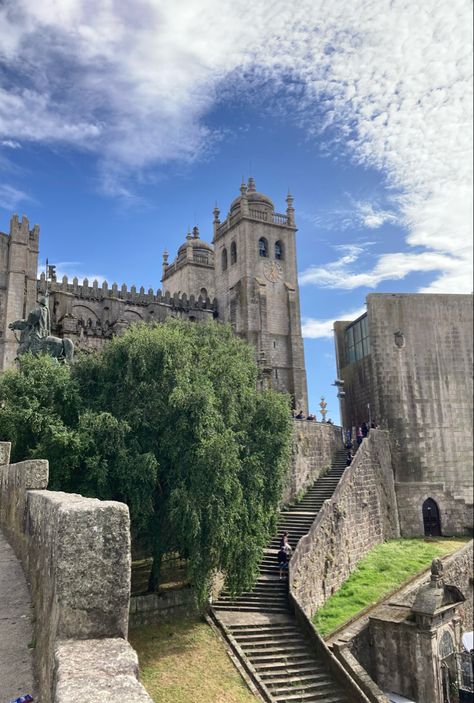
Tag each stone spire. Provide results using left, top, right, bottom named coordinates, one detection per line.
left=286, top=189, right=295, bottom=226
left=213, top=203, right=220, bottom=241
left=162, top=249, right=169, bottom=277
left=247, top=176, right=256, bottom=193
left=192, top=225, right=199, bottom=239
left=241, top=179, right=249, bottom=216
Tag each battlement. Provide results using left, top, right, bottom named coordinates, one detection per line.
left=37, top=272, right=217, bottom=311
left=9, top=213, right=40, bottom=245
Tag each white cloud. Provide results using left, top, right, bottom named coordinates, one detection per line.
left=355, top=201, right=397, bottom=229
left=302, top=306, right=366, bottom=339
left=0, top=183, right=32, bottom=210
left=300, top=199, right=398, bottom=231
left=1, top=139, right=21, bottom=149
left=0, top=0, right=472, bottom=292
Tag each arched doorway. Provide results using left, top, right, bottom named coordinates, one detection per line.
left=423, top=498, right=442, bottom=536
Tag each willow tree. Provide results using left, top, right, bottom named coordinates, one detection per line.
left=0, top=320, right=292, bottom=602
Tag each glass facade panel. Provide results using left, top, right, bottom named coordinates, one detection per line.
left=344, top=314, right=370, bottom=364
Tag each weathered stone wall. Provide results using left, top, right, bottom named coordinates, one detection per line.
left=283, top=420, right=342, bottom=504
left=0, top=442, right=152, bottom=703
left=129, top=586, right=197, bottom=627
left=335, top=294, right=474, bottom=538
left=290, top=430, right=399, bottom=616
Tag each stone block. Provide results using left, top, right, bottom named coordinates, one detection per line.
left=54, top=638, right=152, bottom=702
left=25, top=490, right=131, bottom=698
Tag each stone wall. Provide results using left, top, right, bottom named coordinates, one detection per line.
left=283, top=419, right=342, bottom=504
left=335, top=294, right=474, bottom=538
left=129, top=586, right=197, bottom=628
left=290, top=430, right=400, bottom=616
left=0, top=442, right=152, bottom=703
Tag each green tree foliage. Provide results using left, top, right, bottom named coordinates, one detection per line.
left=0, top=321, right=292, bottom=602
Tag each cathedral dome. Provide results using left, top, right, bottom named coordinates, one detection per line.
left=177, top=226, right=214, bottom=257
left=230, top=177, right=274, bottom=214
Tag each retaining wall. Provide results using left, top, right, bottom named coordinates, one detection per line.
left=290, top=430, right=399, bottom=616
left=130, top=586, right=197, bottom=628
left=284, top=420, right=342, bottom=504
left=0, top=441, right=152, bottom=703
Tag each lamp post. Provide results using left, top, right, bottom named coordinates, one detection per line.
left=319, top=396, right=327, bottom=422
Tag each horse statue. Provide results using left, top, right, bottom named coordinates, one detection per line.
left=9, top=296, right=74, bottom=363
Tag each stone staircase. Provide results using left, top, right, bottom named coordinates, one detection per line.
left=211, top=449, right=351, bottom=703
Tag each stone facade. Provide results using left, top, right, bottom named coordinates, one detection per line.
left=290, top=430, right=400, bottom=616
left=0, top=215, right=39, bottom=370
left=0, top=442, right=152, bottom=703
left=0, top=178, right=309, bottom=411
left=334, top=293, right=474, bottom=537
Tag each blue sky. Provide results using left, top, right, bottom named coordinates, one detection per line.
left=0, top=0, right=472, bottom=421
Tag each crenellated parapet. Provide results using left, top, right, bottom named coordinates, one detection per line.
left=38, top=272, right=217, bottom=311
left=36, top=273, right=217, bottom=352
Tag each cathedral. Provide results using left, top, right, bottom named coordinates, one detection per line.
left=0, top=178, right=308, bottom=413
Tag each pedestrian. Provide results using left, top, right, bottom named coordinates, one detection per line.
left=295, top=410, right=304, bottom=420
left=356, top=426, right=363, bottom=446
left=370, top=420, right=378, bottom=429
left=361, top=421, right=369, bottom=437
left=346, top=450, right=353, bottom=467
left=277, top=545, right=289, bottom=579
left=279, top=531, right=289, bottom=548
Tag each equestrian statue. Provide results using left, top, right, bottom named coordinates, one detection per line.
left=9, top=295, right=74, bottom=363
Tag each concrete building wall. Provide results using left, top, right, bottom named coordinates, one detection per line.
left=335, top=294, right=474, bottom=537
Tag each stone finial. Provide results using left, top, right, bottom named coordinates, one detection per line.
left=162, top=250, right=169, bottom=265
left=240, top=180, right=247, bottom=197
left=192, top=225, right=199, bottom=239
left=186, top=229, right=192, bottom=241
left=430, top=558, right=444, bottom=588
left=247, top=176, right=256, bottom=193
left=213, top=204, right=220, bottom=223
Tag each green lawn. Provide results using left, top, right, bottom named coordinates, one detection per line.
left=313, top=538, right=468, bottom=637
left=129, top=616, right=257, bottom=703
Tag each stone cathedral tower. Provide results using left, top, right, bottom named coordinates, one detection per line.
left=212, top=178, right=308, bottom=413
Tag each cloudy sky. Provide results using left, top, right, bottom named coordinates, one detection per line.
left=1, top=0, right=472, bottom=419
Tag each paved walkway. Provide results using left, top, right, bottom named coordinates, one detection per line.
left=0, top=528, right=36, bottom=700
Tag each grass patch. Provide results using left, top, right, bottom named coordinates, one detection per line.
left=129, top=616, right=257, bottom=703
left=313, top=537, right=468, bottom=637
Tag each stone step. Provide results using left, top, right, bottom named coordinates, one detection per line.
left=253, top=659, right=321, bottom=672
left=213, top=603, right=289, bottom=613
left=235, top=635, right=304, bottom=646
left=268, top=679, right=337, bottom=696
left=211, top=447, right=351, bottom=703
left=260, top=672, right=328, bottom=685
left=241, top=644, right=309, bottom=656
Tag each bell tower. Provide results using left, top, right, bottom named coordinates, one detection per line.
left=213, top=178, right=308, bottom=413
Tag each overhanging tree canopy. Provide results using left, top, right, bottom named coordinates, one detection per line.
left=0, top=320, right=292, bottom=601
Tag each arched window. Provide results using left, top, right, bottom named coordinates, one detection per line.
left=230, top=241, right=237, bottom=265
left=275, top=240, right=284, bottom=260
left=422, top=498, right=442, bottom=536
left=222, top=248, right=228, bottom=271
left=258, top=237, right=268, bottom=257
